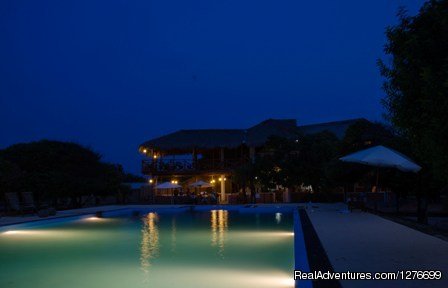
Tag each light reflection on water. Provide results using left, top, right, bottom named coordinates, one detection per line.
left=137, top=210, right=292, bottom=287
left=140, top=212, right=159, bottom=282
left=0, top=211, right=294, bottom=288
left=275, top=212, right=282, bottom=224
left=210, top=209, right=228, bottom=258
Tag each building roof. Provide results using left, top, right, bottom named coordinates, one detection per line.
left=141, top=129, right=246, bottom=151
left=247, top=119, right=299, bottom=146
left=298, top=118, right=368, bottom=139
left=140, top=118, right=367, bottom=152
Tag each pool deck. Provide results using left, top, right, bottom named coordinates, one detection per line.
left=306, top=203, right=448, bottom=288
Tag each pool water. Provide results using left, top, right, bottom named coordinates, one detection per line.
left=0, top=210, right=295, bottom=288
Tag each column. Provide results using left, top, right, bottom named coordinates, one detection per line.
left=220, top=174, right=226, bottom=204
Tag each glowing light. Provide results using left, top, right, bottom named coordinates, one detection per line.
left=149, top=179, right=153, bottom=184
left=2, top=230, right=41, bottom=236
left=142, top=266, right=295, bottom=288
left=142, top=149, right=147, bottom=153
left=171, top=180, right=178, bottom=184
left=225, top=231, right=294, bottom=240
left=210, top=209, right=228, bottom=258
left=153, top=155, right=158, bottom=159
left=85, top=216, right=101, bottom=221
left=83, top=216, right=110, bottom=222
left=275, top=212, right=282, bottom=224
left=3, top=230, right=20, bottom=235
left=1, top=229, right=86, bottom=238
left=140, top=212, right=160, bottom=281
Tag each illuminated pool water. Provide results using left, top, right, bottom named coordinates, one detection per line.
left=0, top=210, right=295, bottom=288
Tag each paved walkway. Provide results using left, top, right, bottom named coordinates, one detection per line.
left=307, top=203, right=448, bottom=288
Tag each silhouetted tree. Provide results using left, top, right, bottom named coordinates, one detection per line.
left=249, top=133, right=340, bottom=200
left=0, top=140, right=124, bottom=208
left=341, top=120, right=394, bottom=154
left=379, top=1, right=448, bottom=222
left=379, top=1, right=448, bottom=183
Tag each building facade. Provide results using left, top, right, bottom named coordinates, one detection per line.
left=139, top=118, right=366, bottom=203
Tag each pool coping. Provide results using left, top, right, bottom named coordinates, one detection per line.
left=299, top=209, right=341, bottom=288
left=294, top=208, right=313, bottom=288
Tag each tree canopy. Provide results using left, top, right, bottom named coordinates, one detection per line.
left=246, top=132, right=340, bottom=194
left=379, top=0, right=448, bottom=185
left=0, top=140, right=124, bottom=206
left=232, top=119, right=419, bottom=202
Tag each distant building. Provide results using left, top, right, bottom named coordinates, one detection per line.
left=139, top=118, right=367, bottom=203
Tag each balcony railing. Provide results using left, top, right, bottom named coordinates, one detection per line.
left=142, top=158, right=247, bottom=175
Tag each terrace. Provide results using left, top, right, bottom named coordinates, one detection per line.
left=142, top=157, right=247, bottom=175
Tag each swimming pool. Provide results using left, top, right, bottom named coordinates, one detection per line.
left=0, top=207, right=309, bottom=288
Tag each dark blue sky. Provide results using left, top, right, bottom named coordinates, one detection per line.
left=1, top=0, right=424, bottom=174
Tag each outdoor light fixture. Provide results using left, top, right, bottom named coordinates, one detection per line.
left=149, top=179, right=153, bottom=184
left=171, top=180, right=178, bottom=184
left=153, top=155, right=158, bottom=159
left=142, top=149, right=147, bottom=153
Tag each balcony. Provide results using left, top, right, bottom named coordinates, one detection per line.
left=142, top=158, right=247, bottom=175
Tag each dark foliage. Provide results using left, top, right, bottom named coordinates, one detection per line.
left=236, top=119, right=425, bottom=203
left=0, top=140, right=124, bottom=207
left=378, top=0, right=448, bottom=186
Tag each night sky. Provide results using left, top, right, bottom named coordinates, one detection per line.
left=1, top=0, right=424, bottom=174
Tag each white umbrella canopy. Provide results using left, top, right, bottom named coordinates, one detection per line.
left=155, top=182, right=182, bottom=189
left=339, top=145, right=421, bottom=173
left=189, top=180, right=212, bottom=188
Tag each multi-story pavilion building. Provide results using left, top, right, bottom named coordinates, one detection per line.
left=139, top=118, right=364, bottom=203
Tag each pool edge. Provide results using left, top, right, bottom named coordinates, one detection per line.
left=294, top=208, right=313, bottom=288
left=299, top=209, right=342, bottom=288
